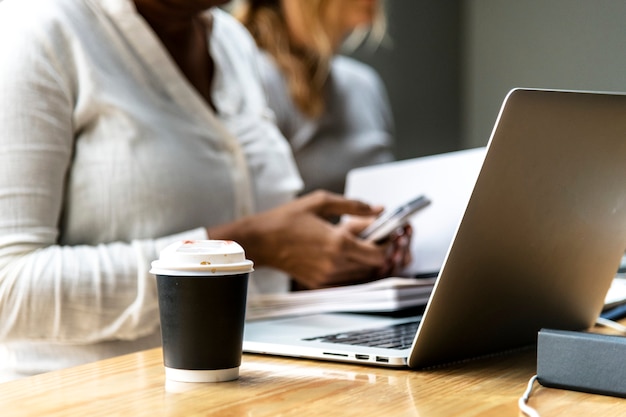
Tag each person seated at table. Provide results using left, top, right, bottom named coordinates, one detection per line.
left=233, top=0, right=395, bottom=195
left=0, top=0, right=411, bottom=381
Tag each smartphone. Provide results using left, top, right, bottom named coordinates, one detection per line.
left=359, top=195, right=431, bottom=243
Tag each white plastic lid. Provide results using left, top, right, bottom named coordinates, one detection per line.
left=150, top=240, right=254, bottom=276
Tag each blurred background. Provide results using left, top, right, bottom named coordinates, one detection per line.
left=348, top=0, right=626, bottom=160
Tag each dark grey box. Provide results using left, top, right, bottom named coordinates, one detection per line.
left=537, top=328, right=626, bottom=398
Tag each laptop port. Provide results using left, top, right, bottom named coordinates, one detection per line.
left=323, top=352, right=348, bottom=357
left=376, top=356, right=389, bottom=363
left=355, top=354, right=370, bottom=360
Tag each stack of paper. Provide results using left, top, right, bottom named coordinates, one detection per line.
left=246, top=277, right=436, bottom=321
left=604, top=277, right=626, bottom=309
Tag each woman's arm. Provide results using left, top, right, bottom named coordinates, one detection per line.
left=209, top=191, right=391, bottom=289
left=0, top=8, right=199, bottom=344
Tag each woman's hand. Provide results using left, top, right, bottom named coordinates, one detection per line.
left=340, top=218, right=414, bottom=279
left=209, top=190, right=395, bottom=289
left=384, top=223, right=413, bottom=276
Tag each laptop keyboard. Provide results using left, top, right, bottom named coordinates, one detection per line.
left=303, top=320, right=420, bottom=350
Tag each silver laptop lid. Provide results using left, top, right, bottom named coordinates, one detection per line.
left=410, top=88, right=626, bottom=368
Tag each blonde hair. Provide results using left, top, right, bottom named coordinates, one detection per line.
left=234, top=0, right=386, bottom=118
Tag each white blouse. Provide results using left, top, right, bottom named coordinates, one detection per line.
left=0, top=0, right=302, bottom=380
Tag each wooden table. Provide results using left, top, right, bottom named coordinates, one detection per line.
left=1, top=339, right=625, bottom=417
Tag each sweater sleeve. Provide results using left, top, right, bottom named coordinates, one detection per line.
left=0, top=3, right=208, bottom=344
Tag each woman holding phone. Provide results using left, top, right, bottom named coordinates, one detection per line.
left=0, top=0, right=411, bottom=381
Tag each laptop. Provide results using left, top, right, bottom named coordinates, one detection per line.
left=243, top=88, right=626, bottom=369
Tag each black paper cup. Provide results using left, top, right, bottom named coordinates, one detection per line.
left=150, top=240, right=254, bottom=382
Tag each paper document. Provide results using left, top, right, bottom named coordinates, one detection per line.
left=246, top=277, right=435, bottom=321
left=605, top=277, right=626, bottom=309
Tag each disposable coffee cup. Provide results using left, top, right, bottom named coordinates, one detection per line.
left=150, top=240, right=254, bottom=383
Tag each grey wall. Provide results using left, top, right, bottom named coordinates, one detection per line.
left=352, top=1, right=626, bottom=159
left=464, top=0, right=626, bottom=148
left=349, top=1, right=463, bottom=160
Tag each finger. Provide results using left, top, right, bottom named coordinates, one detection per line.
left=302, top=258, right=380, bottom=289
left=342, top=236, right=387, bottom=268
left=402, top=247, right=413, bottom=269
left=305, top=191, right=383, bottom=218
left=389, top=223, right=412, bottom=239
left=337, top=257, right=393, bottom=286
left=382, top=231, right=413, bottom=273
left=338, top=216, right=378, bottom=235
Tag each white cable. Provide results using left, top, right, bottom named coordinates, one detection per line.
left=595, top=317, right=626, bottom=334
left=518, top=374, right=541, bottom=417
